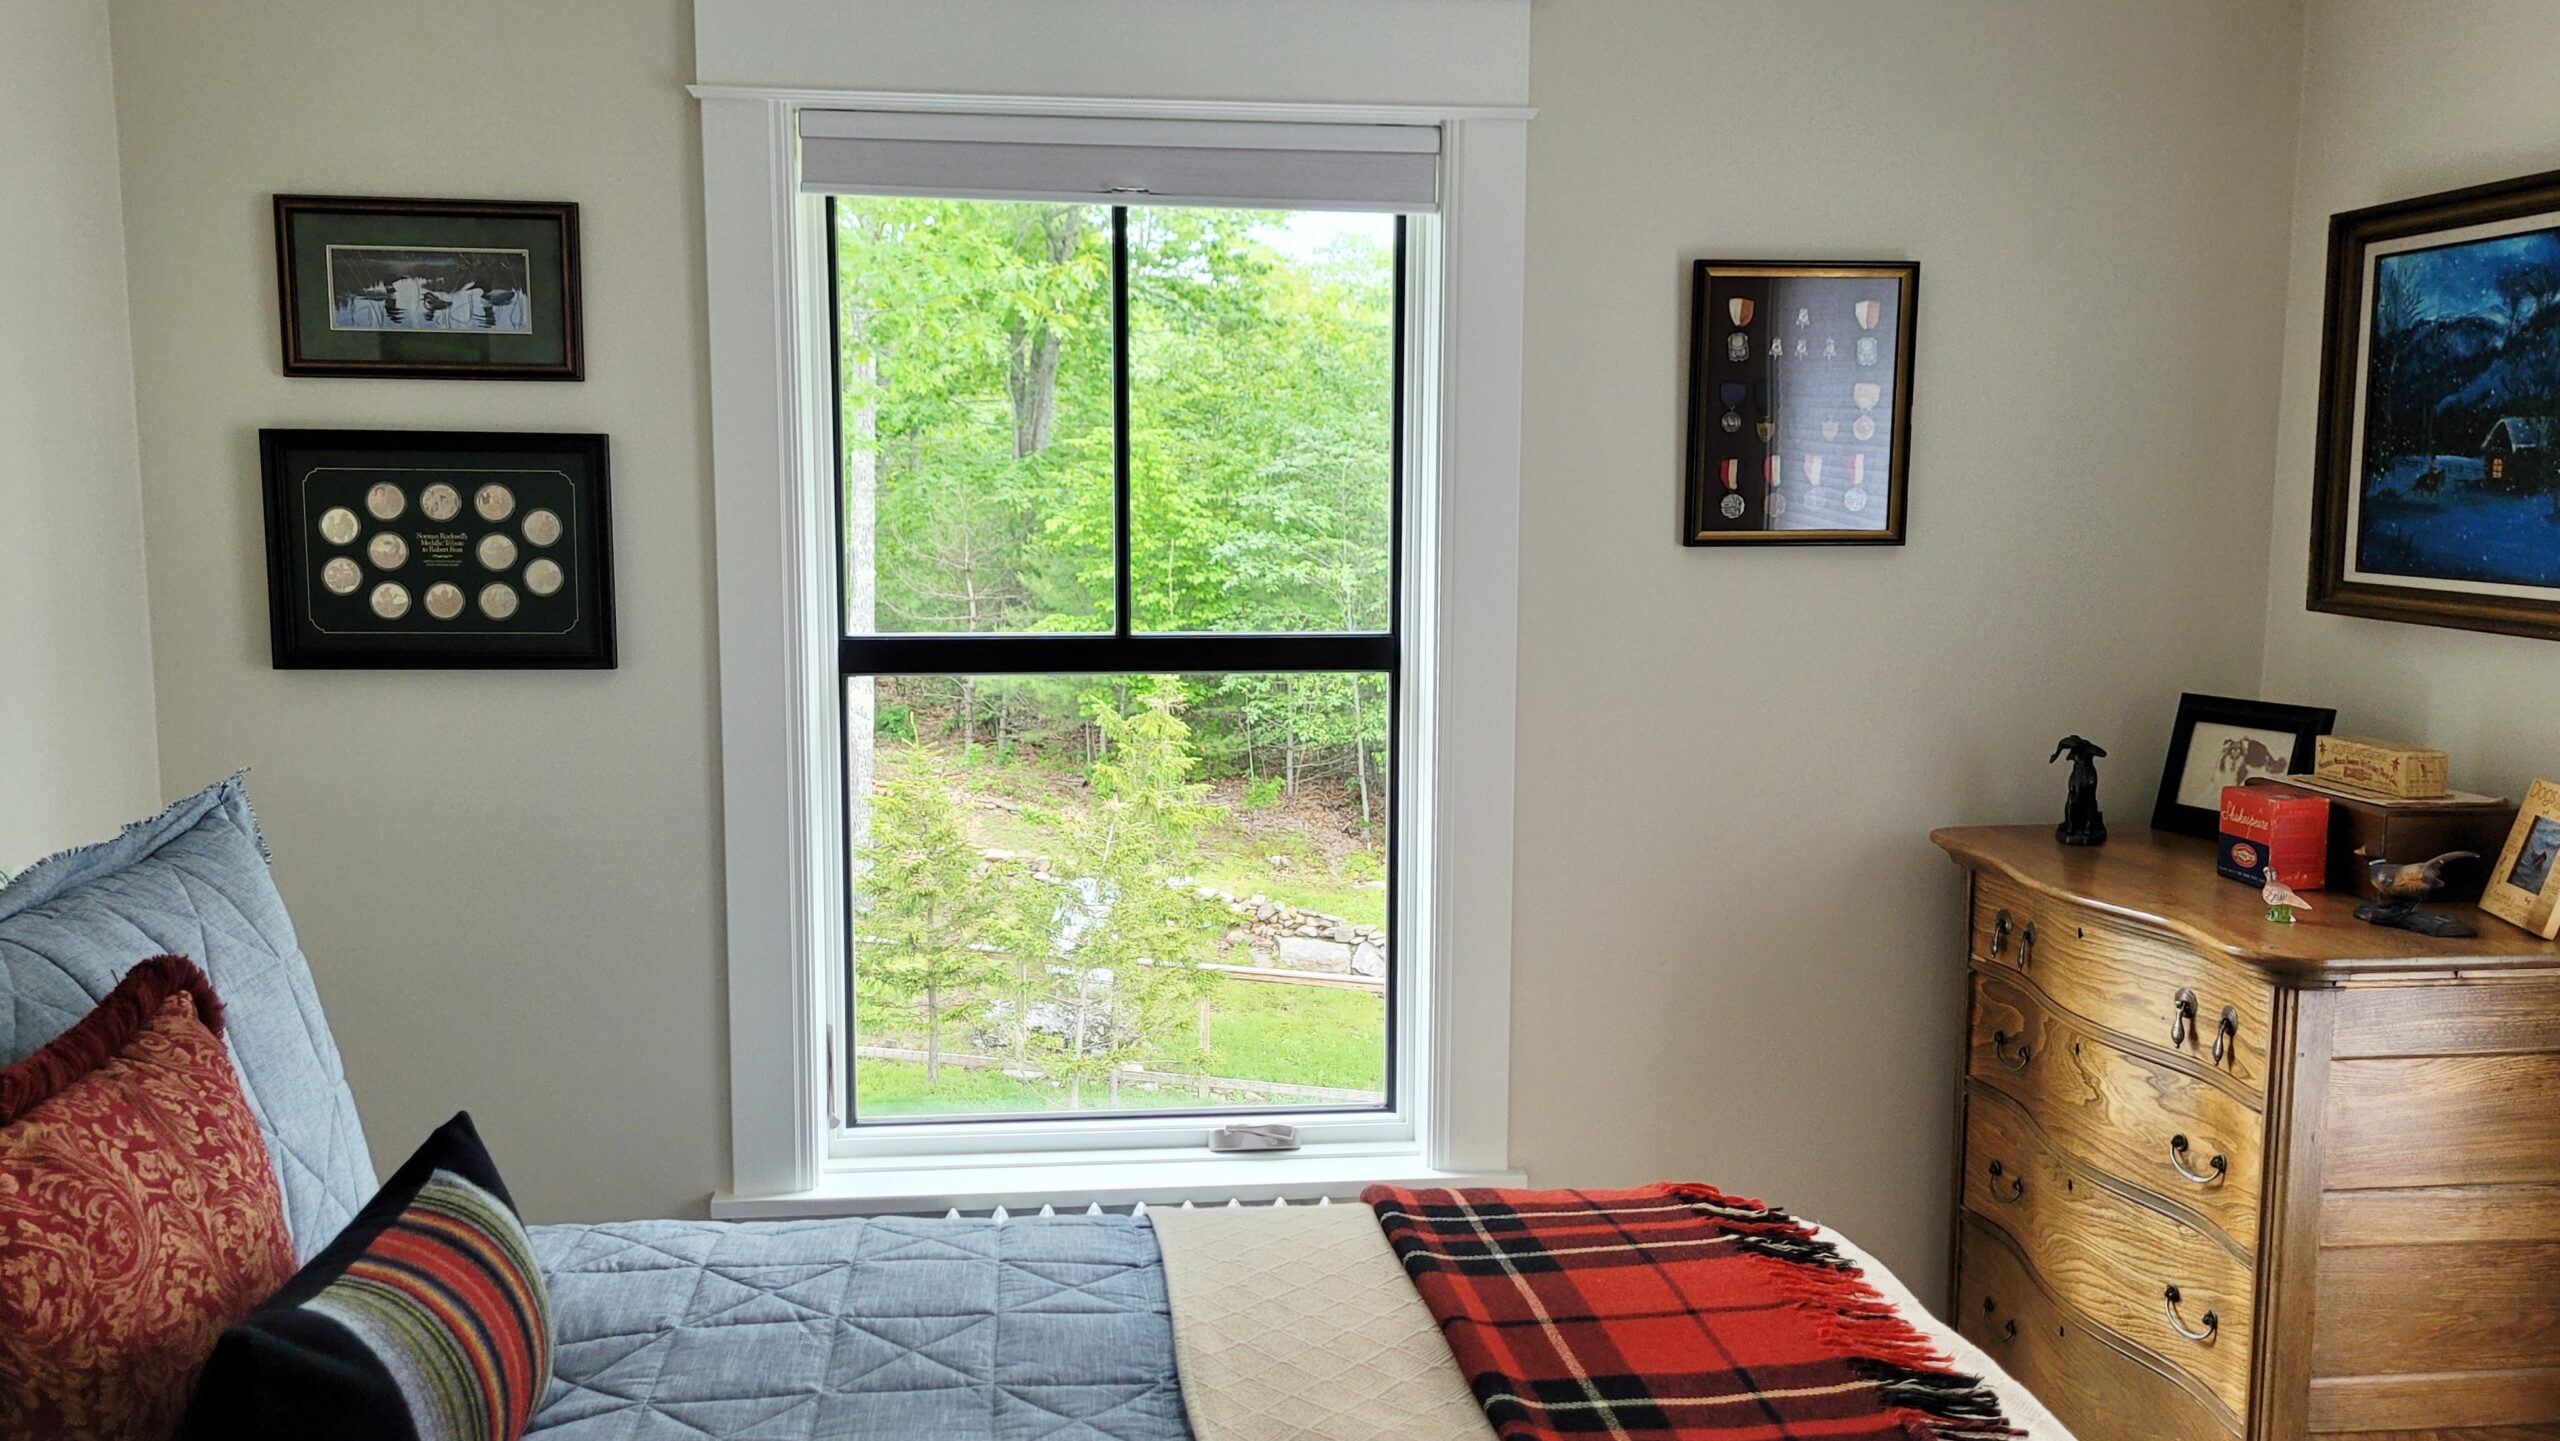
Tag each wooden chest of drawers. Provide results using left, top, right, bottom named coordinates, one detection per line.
left=1935, top=826, right=2560, bottom=1441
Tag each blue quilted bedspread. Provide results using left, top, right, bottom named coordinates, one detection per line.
left=525, top=1214, right=1196, bottom=1441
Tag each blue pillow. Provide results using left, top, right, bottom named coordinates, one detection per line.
left=0, top=775, right=376, bottom=1259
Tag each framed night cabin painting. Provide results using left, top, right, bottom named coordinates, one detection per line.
left=1683, top=259, right=1917, bottom=546
left=2311, top=169, right=2560, bottom=640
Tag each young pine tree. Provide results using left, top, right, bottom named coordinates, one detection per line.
left=852, top=755, right=1009, bottom=1088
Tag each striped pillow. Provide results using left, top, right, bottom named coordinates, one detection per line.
left=182, top=1111, right=552, bottom=1441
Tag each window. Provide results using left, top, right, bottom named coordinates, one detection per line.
left=832, top=198, right=1404, bottom=1128
left=694, top=80, right=1525, bottom=1207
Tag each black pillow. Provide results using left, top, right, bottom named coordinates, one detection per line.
left=183, top=1111, right=554, bottom=1441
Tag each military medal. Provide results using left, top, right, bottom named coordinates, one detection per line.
left=1727, top=330, right=1750, bottom=361
left=1845, top=453, right=1870, bottom=513
left=1720, top=382, right=1746, bottom=432
left=1755, top=419, right=1776, bottom=442
left=1769, top=337, right=1784, bottom=358
left=1717, top=458, right=1745, bottom=518
left=1854, top=300, right=1883, bottom=366
left=1729, top=298, right=1755, bottom=327
left=1852, top=382, right=1880, bottom=441
left=1823, top=336, right=1838, bottom=359
left=1821, top=419, right=1840, bottom=441
left=1794, top=338, right=1808, bottom=357
left=1795, top=307, right=1810, bottom=328
left=1764, top=455, right=1783, bottom=488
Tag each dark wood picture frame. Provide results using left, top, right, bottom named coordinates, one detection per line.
left=273, top=195, right=584, bottom=380
left=260, top=429, right=615, bottom=669
left=2149, top=692, right=2337, bottom=838
left=1684, top=259, right=1917, bottom=546
left=2310, top=168, right=2560, bottom=640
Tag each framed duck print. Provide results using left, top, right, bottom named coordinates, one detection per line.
left=2311, top=168, right=2560, bottom=639
left=1684, top=259, right=1917, bottom=545
left=260, top=429, right=615, bottom=668
left=273, top=195, right=583, bottom=379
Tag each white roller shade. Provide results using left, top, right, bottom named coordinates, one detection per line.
left=800, top=111, right=1438, bottom=212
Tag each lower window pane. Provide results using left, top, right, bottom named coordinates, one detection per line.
left=845, top=673, right=1390, bottom=1123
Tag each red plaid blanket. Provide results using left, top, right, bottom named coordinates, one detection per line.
left=1365, top=1182, right=2018, bottom=1441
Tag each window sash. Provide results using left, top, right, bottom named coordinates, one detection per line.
left=831, top=201, right=1409, bottom=1136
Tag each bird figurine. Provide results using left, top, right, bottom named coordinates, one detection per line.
left=2262, top=878, right=2312, bottom=925
left=2353, top=848, right=2480, bottom=938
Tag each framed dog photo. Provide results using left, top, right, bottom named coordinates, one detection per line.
left=1683, top=259, right=1917, bottom=546
left=260, top=430, right=614, bottom=669
left=2310, top=168, right=2560, bottom=639
left=273, top=195, right=583, bottom=380
left=2150, top=693, right=2337, bottom=837
left=2482, top=778, right=2560, bottom=938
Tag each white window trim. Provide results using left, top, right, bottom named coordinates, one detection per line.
left=694, top=86, right=1529, bottom=1215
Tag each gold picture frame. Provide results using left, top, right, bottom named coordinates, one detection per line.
left=2481, top=777, right=2560, bottom=938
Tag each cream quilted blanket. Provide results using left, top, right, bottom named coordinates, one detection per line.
left=1147, top=1204, right=2075, bottom=1441
left=1149, top=1202, right=1494, bottom=1441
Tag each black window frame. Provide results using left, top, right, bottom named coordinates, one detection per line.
left=828, top=197, right=1409, bottom=1128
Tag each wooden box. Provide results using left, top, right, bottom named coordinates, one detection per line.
left=2314, top=733, right=2449, bottom=799
left=2255, top=775, right=2515, bottom=901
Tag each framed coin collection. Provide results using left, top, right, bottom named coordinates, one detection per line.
left=1683, top=259, right=1918, bottom=545
left=259, top=429, right=615, bottom=668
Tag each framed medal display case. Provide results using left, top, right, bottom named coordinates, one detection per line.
left=1683, top=259, right=1917, bottom=545
left=259, top=429, right=615, bottom=668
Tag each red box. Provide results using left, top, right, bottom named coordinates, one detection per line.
left=2218, top=785, right=2328, bottom=890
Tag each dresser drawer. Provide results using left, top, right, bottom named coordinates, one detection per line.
left=1955, top=1213, right=2239, bottom=1441
left=1962, top=1082, right=2255, bottom=1417
left=1969, top=969, right=2264, bottom=1246
left=1970, top=872, right=2275, bottom=1097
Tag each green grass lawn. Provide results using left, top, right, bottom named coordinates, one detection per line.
left=854, top=978, right=1385, bottom=1118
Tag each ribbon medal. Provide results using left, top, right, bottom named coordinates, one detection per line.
left=1845, top=453, right=1870, bottom=513
left=1765, top=455, right=1783, bottom=488
left=1854, top=303, right=1882, bottom=367
left=1718, top=459, right=1745, bottom=518
left=1720, top=382, right=1746, bottom=432
left=1729, top=297, right=1755, bottom=327
left=1852, top=382, right=1881, bottom=441
left=1803, top=455, right=1824, bottom=488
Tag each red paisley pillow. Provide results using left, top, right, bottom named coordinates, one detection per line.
left=0, top=955, right=298, bottom=1440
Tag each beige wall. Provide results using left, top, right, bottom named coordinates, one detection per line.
left=1, top=0, right=160, bottom=871
left=109, top=0, right=724, bottom=1221
left=1515, top=0, right=2302, bottom=1293
left=2258, top=0, right=2560, bottom=800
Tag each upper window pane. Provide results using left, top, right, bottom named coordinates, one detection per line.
left=1128, top=209, right=1396, bottom=634
left=834, top=198, right=1114, bottom=635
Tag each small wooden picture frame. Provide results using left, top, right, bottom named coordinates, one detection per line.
left=2150, top=693, right=2337, bottom=837
left=1684, top=259, right=1917, bottom=545
left=2481, top=778, right=2560, bottom=938
left=273, top=195, right=584, bottom=380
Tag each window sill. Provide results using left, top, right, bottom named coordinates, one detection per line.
left=710, top=1145, right=1523, bottom=1219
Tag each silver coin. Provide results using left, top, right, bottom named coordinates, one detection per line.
left=367, top=532, right=409, bottom=570
left=477, top=533, right=519, bottom=571
left=419, top=483, right=463, bottom=522
left=474, top=483, right=516, bottom=522
left=370, top=582, right=411, bottom=619
left=365, top=483, right=406, bottom=521
left=479, top=582, right=520, bottom=619
left=317, top=507, right=360, bottom=545
left=520, top=508, right=562, bottom=547
left=523, top=558, right=564, bottom=596
left=424, top=582, right=465, bottom=620
left=320, top=557, right=363, bottom=594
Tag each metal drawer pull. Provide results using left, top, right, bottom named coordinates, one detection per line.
left=2167, top=1133, right=2227, bottom=1185
left=2162, top=1285, right=2218, bottom=1343
left=2170, top=987, right=2198, bottom=1046
left=1991, top=1029, right=2032, bottom=1072
left=2015, top=922, right=2035, bottom=968
left=1986, top=1159, right=2024, bottom=1202
left=1989, top=909, right=2012, bottom=958
left=2212, top=1005, right=2238, bottom=1065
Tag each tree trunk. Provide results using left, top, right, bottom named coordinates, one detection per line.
left=1005, top=207, right=1082, bottom=459
left=924, top=978, right=940, bottom=1087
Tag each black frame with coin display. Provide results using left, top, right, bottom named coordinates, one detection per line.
left=1683, top=259, right=1917, bottom=546
left=259, top=429, right=615, bottom=668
